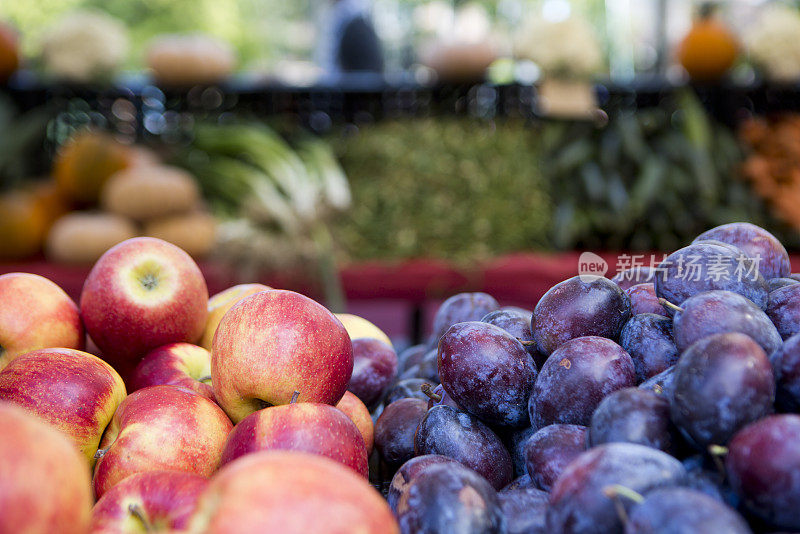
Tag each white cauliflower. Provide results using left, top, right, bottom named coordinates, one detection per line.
left=515, top=14, right=604, bottom=79
left=40, top=10, right=129, bottom=82
left=746, top=4, right=800, bottom=82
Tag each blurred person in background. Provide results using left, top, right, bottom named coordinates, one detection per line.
left=317, top=0, right=384, bottom=74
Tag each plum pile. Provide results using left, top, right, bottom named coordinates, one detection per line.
left=370, top=222, right=800, bottom=534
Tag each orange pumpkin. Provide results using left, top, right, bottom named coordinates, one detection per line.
left=0, top=22, right=19, bottom=83
left=53, top=130, right=134, bottom=206
left=677, top=6, right=738, bottom=82
left=0, top=189, right=49, bottom=260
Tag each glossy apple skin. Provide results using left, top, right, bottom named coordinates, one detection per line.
left=200, top=284, right=270, bottom=350
left=220, top=403, right=368, bottom=477
left=93, top=385, right=233, bottom=499
left=211, top=290, right=353, bottom=423
left=0, top=402, right=92, bottom=534
left=336, top=313, right=393, bottom=347
left=90, top=471, right=208, bottom=533
left=80, top=237, right=209, bottom=377
left=186, top=451, right=399, bottom=534
left=130, top=343, right=215, bottom=402
left=0, top=347, right=126, bottom=465
left=336, top=391, right=374, bottom=455
left=0, top=272, right=84, bottom=369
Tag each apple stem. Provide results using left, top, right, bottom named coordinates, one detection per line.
left=94, top=448, right=108, bottom=460
left=128, top=503, right=154, bottom=532
left=290, top=391, right=300, bottom=404
left=658, top=298, right=684, bottom=313
left=602, top=484, right=644, bottom=525
left=420, top=383, right=441, bottom=402
left=198, top=375, right=212, bottom=384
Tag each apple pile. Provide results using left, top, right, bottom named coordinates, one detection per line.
left=0, top=236, right=396, bottom=534
left=4, top=222, right=800, bottom=533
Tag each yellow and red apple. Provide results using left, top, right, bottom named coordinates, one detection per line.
left=130, top=342, right=214, bottom=402
left=80, top=237, right=208, bottom=378
left=187, top=451, right=399, bottom=534
left=336, top=391, right=374, bottom=455
left=0, top=347, right=126, bottom=465
left=211, top=290, right=353, bottom=423
left=200, top=283, right=270, bottom=350
left=93, top=385, right=232, bottom=499
left=0, top=402, right=92, bottom=534
left=336, top=313, right=392, bottom=347
left=90, top=470, right=209, bottom=533
left=0, top=272, right=84, bottom=369
left=220, top=402, right=368, bottom=477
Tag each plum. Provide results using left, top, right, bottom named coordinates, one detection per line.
left=588, top=387, right=679, bottom=455
left=498, top=486, right=548, bottom=534
left=546, top=443, right=686, bottom=534
left=670, top=333, right=774, bottom=449
left=726, top=415, right=800, bottom=530
left=624, top=283, right=667, bottom=317
left=414, top=405, right=513, bottom=490
left=533, top=276, right=631, bottom=355
left=694, top=222, right=791, bottom=280
left=438, top=322, right=536, bottom=427
left=768, top=277, right=799, bottom=292
left=396, top=462, right=504, bottom=534
left=348, top=338, right=399, bottom=410
left=638, top=365, right=676, bottom=400
left=619, top=314, right=678, bottom=383
left=523, top=423, right=587, bottom=491
left=374, top=398, right=427, bottom=468
left=611, top=266, right=655, bottom=291
left=429, top=292, right=499, bottom=348
left=681, top=454, right=739, bottom=507
left=398, top=344, right=426, bottom=373
left=529, top=336, right=636, bottom=428
left=767, top=284, right=800, bottom=340
left=771, top=333, right=800, bottom=412
left=397, top=348, right=439, bottom=383
left=482, top=308, right=537, bottom=358
left=507, top=426, right=535, bottom=477
left=387, top=454, right=458, bottom=512
left=654, top=242, right=769, bottom=309
left=672, top=290, right=782, bottom=355
left=384, top=378, right=430, bottom=405
left=626, top=487, right=752, bottom=534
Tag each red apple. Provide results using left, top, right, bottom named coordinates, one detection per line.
left=220, top=402, right=368, bottom=477
left=348, top=338, right=399, bottom=409
left=80, top=237, right=208, bottom=378
left=200, top=283, right=271, bottom=350
left=211, top=290, right=353, bottom=422
left=186, top=451, right=398, bottom=533
left=336, top=391, right=374, bottom=455
left=0, top=402, right=92, bottom=533
left=93, top=385, right=232, bottom=499
left=90, top=470, right=208, bottom=533
left=0, top=347, right=126, bottom=465
left=130, top=342, right=214, bottom=402
left=0, top=272, right=84, bottom=369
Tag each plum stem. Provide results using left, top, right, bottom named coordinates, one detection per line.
left=93, top=448, right=108, bottom=460
left=658, top=298, right=684, bottom=313
left=420, top=383, right=441, bottom=402
left=517, top=339, right=536, bottom=347
left=128, top=503, right=154, bottom=532
left=290, top=391, right=300, bottom=404
left=708, top=444, right=729, bottom=477
left=603, top=484, right=644, bottom=525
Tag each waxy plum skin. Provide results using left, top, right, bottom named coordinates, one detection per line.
left=428, top=292, right=499, bottom=348
left=694, top=222, right=791, bottom=280
left=414, top=405, right=513, bottom=490
left=438, top=321, right=536, bottom=427
left=528, top=336, right=636, bottom=429
left=374, top=398, right=427, bottom=468
left=532, top=275, right=631, bottom=356
left=670, top=332, right=775, bottom=449
left=619, top=313, right=678, bottom=383
left=611, top=266, right=655, bottom=291
left=523, top=423, right=587, bottom=491
left=767, top=284, right=800, bottom=340
left=771, top=333, right=800, bottom=412
left=625, top=283, right=667, bottom=316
